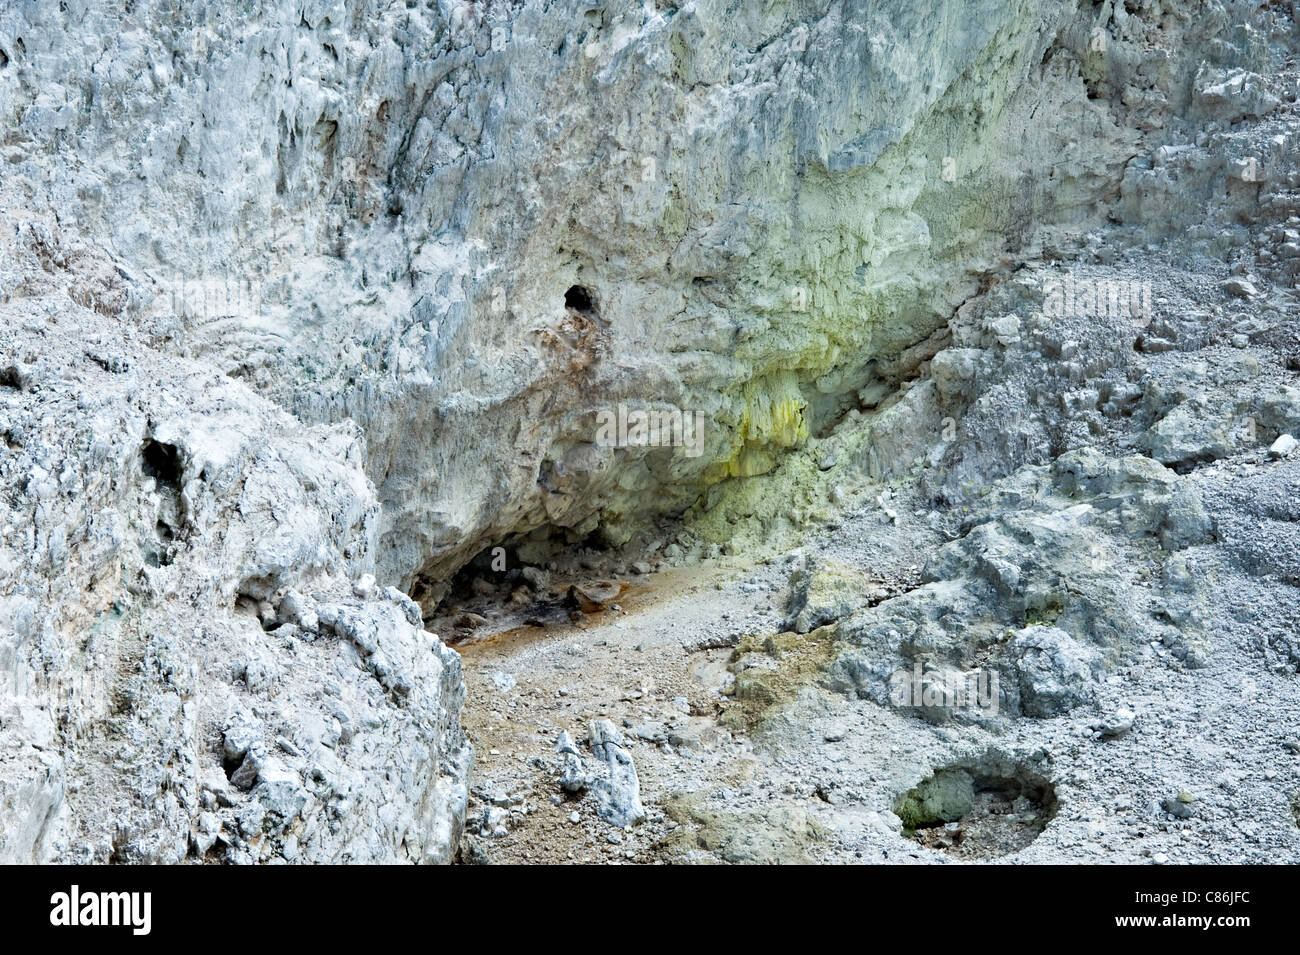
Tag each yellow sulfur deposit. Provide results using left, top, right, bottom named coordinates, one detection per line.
left=723, top=372, right=810, bottom=478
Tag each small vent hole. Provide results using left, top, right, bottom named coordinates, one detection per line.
left=564, top=285, right=596, bottom=314
left=141, top=439, right=183, bottom=489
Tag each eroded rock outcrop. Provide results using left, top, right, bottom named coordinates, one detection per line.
left=0, top=200, right=469, bottom=862
left=2, top=0, right=1216, bottom=598
left=2, top=0, right=1296, bottom=864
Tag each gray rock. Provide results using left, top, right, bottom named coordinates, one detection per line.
left=1009, top=626, right=1103, bottom=718
left=1268, top=434, right=1298, bottom=459
left=1098, top=707, right=1137, bottom=740
left=555, top=731, right=593, bottom=794
left=1222, top=277, right=1259, bottom=299
left=1163, top=792, right=1197, bottom=819
left=786, top=555, right=883, bottom=633
left=520, top=567, right=550, bottom=591
left=588, top=720, right=646, bottom=828
left=278, top=589, right=318, bottom=634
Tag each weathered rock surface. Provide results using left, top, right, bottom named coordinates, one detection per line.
left=785, top=554, right=883, bottom=633
left=0, top=200, right=469, bottom=863
left=587, top=719, right=646, bottom=829
left=4, top=0, right=1300, bottom=866
left=2, top=0, right=1221, bottom=599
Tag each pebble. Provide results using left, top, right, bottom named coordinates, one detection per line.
left=1268, top=434, right=1298, bottom=459
left=1098, top=707, right=1136, bottom=739
left=1162, top=792, right=1196, bottom=819
left=1222, top=277, right=1257, bottom=298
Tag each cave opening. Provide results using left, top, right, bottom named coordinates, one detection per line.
left=564, top=284, right=596, bottom=314
left=896, top=760, right=1059, bottom=858
left=141, top=439, right=183, bottom=489
left=412, top=525, right=627, bottom=643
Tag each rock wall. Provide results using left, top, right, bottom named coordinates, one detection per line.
left=2, top=0, right=1133, bottom=595
left=1, top=0, right=1291, bottom=861
left=0, top=194, right=469, bottom=862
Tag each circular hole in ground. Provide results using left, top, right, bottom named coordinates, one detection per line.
left=895, top=757, right=1058, bottom=859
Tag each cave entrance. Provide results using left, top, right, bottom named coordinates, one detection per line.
left=564, top=284, right=596, bottom=314
left=141, top=438, right=183, bottom=489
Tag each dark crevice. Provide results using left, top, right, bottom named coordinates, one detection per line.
left=222, top=753, right=242, bottom=781
left=564, top=284, right=596, bottom=314
left=141, top=439, right=182, bottom=489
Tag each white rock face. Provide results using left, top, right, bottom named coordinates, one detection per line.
left=1, top=0, right=1283, bottom=863
left=1, top=1, right=1079, bottom=861
left=1, top=0, right=1131, bottom=595
left=0, top=249, right=470, bottom=860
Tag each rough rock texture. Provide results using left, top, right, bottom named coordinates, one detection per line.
left=440, top=0, right=1300, bottom=865
left=2, top=0, right=1215, bottom=598
left=587, top=718, right=647, bottom=828
left=0, top=192, right=469, bottom=863
left=785, top=554, right=884, bottom=633
left=0, top=244, right=467, bottom=857
left=4, top=0, right=1300, bottom=865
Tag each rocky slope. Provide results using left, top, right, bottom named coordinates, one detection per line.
left=0, top=216, right=470, bottom=861
left=451, top=247, right=1300, bottom=864
left=2, top=0, right=1299, bottom=863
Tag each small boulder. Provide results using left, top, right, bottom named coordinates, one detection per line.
left=1222, top=277, right=1257, bottom=299
left=588, top=719, right=646, bottom=828
left=1008, top=626, right=1103, bottom=718
left=1163, top=791, right=1196, bottom=819
left=786, top=556, right=882, bottom=633
left=570, top=581, right=621, bottom=613
left=1268, top=434, right=1298, bottom=459
left=453, top=611, right=488, bottom=630
left=555, top=730, right=593, bottom=794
